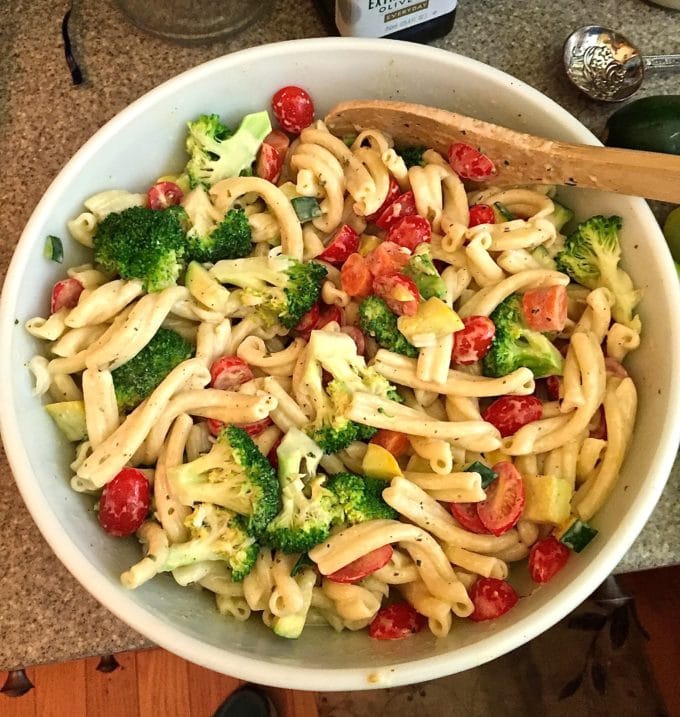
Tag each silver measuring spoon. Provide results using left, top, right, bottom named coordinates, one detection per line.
left=563, top=25, right=680, bottom=102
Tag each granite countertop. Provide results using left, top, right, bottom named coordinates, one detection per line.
left=0, top=0, right=678, bottom=672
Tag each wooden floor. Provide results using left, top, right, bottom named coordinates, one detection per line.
left=1, top=565, right=678, bottom=717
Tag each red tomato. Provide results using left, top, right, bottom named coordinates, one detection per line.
left=374, top=190, right=417, bottom=230
left=604, top=357, right=629, bottom=378
left=318, top=224, right=360, bottom=264
left=267, top=435, right=283, bottom=471
left=294, top=303, right=321, bottom=338
left=271, top=85, right=315, bottom=134
left=386, top=215, right=432, bottom=251
left=545, top=375, right=562, bottom=401
left=340, top=253, right=374, bottom=299
left=452, top=316, right=496, bottom=365
left=522, top=285, right=568, bottom=332
left=147, top=181, right=183, bottom=210
left=476, top=461, right=525, bottom=536
left=447, top=142, right=496, bottom=181
left=373, top=273, right=419, bottom=316
left=207, top=418, right=224, bottom=437
left=369, top=602, right=427, bottom=640
left=367, top=241, right=411, bottom=277
left=207, top=416, right=272, bottom=438
left=98, top=467, right=151, bottom=537
left=210, top=356, right=254, bottom=390
left=449, top=501, right=489, bottom=534
left=365, top=176, right=400, bottom=222
left=369, top=429, right=410, bottom=458
left=340, top=325, right=366, bottom=354
left=50, top=277, right=84, bottom=313
left=326, top=545, right=394, bottom=584
left=528, top=536, right=571, bottom=583
left=468, top=203, right=496, bottom=227
left=482, top=395, right=543, bottom=437
left=468, top=577, right=519, bottom=622
left=316, top=305, right=343, bottom=329
left=255, top=130, right=290, bottom=184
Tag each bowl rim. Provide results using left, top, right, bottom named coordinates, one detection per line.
left=1, top=36, right=679, bottom=691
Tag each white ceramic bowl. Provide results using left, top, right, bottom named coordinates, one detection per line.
left=1, top=38, right=679, bottom=691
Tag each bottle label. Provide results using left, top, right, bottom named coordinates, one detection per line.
left=334, top=0, right=457, bottom=37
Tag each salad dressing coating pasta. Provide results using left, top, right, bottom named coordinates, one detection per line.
left=27, top=94, right=641, bottom=642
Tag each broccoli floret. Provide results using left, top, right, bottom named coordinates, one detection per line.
left=163, top=505, right=258, bottom=581
left=185, top=111, right=272, bottom=188
left=93, top=206, right=187, bottom=292
left=169, top=425, right=279, bottom=538
left=264, top=428, right=340, bottom=553
left=302, top=330, right=400, bottom=452
left=482, top=293, right=564, bottom=378
left=556, top=215, right=641, bottom=329
left=358, top=296, right=419, bottom=358
left=397, top=145, right=426, bottom=168
left=210, top=254, right=327, bottom=328
left=112, top=328, right=194, bottom=412
left=402, top=248, right=447, bottom=300
left=186, top=208, right=253, bottom=263
left=326, top=472, right=397, bottom=524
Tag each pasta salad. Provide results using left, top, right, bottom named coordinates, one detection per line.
left=27, top=85, right=642, bottom=640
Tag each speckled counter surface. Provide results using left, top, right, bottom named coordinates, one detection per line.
left=0, top=0, right=678, bottom=672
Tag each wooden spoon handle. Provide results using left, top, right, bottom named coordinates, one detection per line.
left=325, top=100, right=680, bottom=203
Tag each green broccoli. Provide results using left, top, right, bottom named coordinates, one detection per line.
left=210, top=254, right=327, bottom=328
left=482, top=293, right=564, bottom=378
left=402, top=247, right=447, bottom=300
left=93, top=205, right=187, bottom=292
left=397, top=145, right=426, bottom=168
left=163, top=504, right=258, bottom=581
left=326, top=472, right=397, bottom=524
left=264, top=427, right=340, bottom=554
left=556, top=215, right=641, bottom=329
left=112, top=328, right=194, bottom=412
left=168, top=425, right=279, bottom=538
left=358, top=296, right=419, bottom=358
left=301, top=330, right=401, bottom=452
left=185, top=111, right=272, bottom=188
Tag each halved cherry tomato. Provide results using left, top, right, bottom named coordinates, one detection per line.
left=373, top=273, right=419, bottom=316
left=449, top=501, right=489, bottom=534
left=147, top=181, right=183, bottom=210
left=452, top=316, right=496, bottom=365
left=294, top=303, right=321, bottom=338
left=482, top=395, right=543, bottom=437
left=207, top=418, right=224, bottom=437
left=528, top=535, right=570, bottom=583
left=207, top=416, right=272, bottom=438
left=374, top=190, right=417, bottom=230
left=340, top=252, right=374, bottom=299
left=340, top=325, right=366, bottom=354
left=50, top=277, right=84, bottom=313
left=367, top=241, right=411, bottom=277
left=605, top=357, right=629, bottom=378
left=468, top=577, right=519, bottom=622
left=210, top=356, right=254, bottom=390
left=316, top=305, right=343, bottom=329
left=545, top=375, right=562, bottom=401
left=255, top=130, right=290, bottom=184
left=447, top=142, right=496, bottom=181
left=271, top=85, right=315, bottom=134
left=386, top=215, right=432, bottom=251
left=522, top=285, right=568, bottom=332
left=365, top=176, right=400, bottom=222
left=369, top=429, right=410, bottom=458
left=369, top=602, right=427, bottom=639
left=327, top=545, right=394, bottom=584
left=468, top=203, right=496, bottom=227
left=267, top=435, right=283, bottom=471
left=476, top=461, right=525, bottom=536
left=318, top=224, right=359, bottom=264
left=98, top=467, right=151, bottom=537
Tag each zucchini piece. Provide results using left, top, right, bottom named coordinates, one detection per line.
left=545, top=201, right=574, bottom=232
left=359, top=234, right=381, bottom=256
left=522, top=474, right=572, bottom=525
left=605, top=95, right=680, bottom=154
left=291, top=196, right=322, bottom=223
left=290, top=553, right=314, bottom=577
left=362, top=443, right=402, bottom=481
left=560, top=519, right=598, bottom=553
left=493, top=201, right=515, bottom=222
left=531, top=245, right=558, bottom=271
left=185, top=260, right=231, bottom=312
left=45, top=400, right=87, bottom=441
left=465, top=461, right=497, bottom=489
left=44, top=235, right=64, bottom=263
left=272, top=568, right=316, bottom=639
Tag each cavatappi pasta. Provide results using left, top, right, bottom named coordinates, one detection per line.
left=27, top=91, right=641, bottom=642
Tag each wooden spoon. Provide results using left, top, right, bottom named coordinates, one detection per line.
left=324, top=99, right=680, bottom=203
